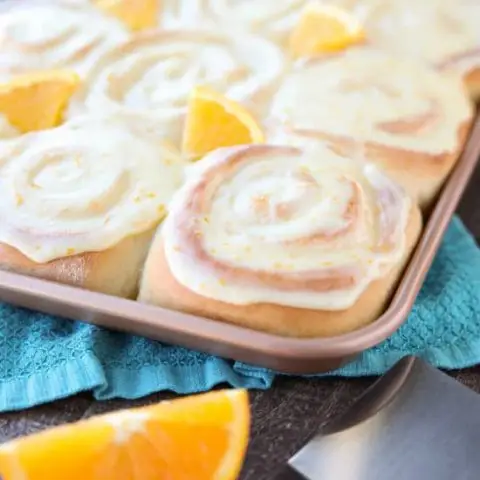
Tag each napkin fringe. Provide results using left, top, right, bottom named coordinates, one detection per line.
left=0, top=356, right=103, bottom=412
left=94, top=357, right=272, bottom=401
left=3, top=339, right=479, bottom=412
left=0, top=355, right=272, bottom=411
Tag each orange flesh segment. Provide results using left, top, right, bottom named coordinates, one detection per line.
left=0, top=70, right=80, bottom=133
left=0, top=389, right=250, bottom=480
left=94, top=0, right=158, bottom=31
left=182, top=85, right=265, bottom=159
left=289, top=4, right=365, bottom=58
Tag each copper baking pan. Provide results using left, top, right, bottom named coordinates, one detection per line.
left=0, top=114, right=478, bottom=375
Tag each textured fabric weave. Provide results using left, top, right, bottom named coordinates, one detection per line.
left=0, top=217, right=479, bottom=411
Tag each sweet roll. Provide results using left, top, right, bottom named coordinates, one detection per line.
left=68, top=29, right=286, bottom=145
left=0, top=0, right=129, bottom=80
left=0, top=113, right=186, bottom=297
left=268, top=48, right=474, bottom=209
left=139, top=143, right=422, bottom=337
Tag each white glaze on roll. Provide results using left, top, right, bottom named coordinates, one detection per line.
left=340, top=0, right=480, bottom=74
left=69, top=29, right=286, bottom=143
left=158, top=0, right=311, bottom=40
left=0, top=115, right=18, bottom=139
left=0, top=114, right=186, bottom=263
left=0, top=1, right=129, bottom=80
left=163, top=144, right=410, bottom=310
left=269, top=48, right=473, bottom=155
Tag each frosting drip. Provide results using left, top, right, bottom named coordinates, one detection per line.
left=0, top=114, right=186, bottom=262
left=69, top=30, right=285, bottom=143
left=163, top=144, right=410, bottom=310
left=269, top=48, right=473, bottom=154
left=0, top=1, right=129, bottom=80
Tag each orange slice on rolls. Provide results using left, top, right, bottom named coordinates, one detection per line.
left=0, top=70, right=80, bottom=133
left=94, top=0, right=158, bottom=31
left=289, top=3, right=365, bottom=58
left=182, top=85, right=265, bottom=159
left=0, top=389, right=250, bottom=480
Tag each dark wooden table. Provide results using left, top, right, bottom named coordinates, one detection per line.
left=1, top=165, right=479, bottom=480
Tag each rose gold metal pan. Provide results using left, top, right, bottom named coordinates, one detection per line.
left=0, top=115, right=478, bottom=375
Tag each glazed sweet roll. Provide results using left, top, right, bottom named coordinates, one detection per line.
left=0, top=114, right=186, bottom=298
left=268, top=48, right=474, bottom=209
left=0, top=0, right=129, bottom=80
left=68, top=30, right=286, bottom=145
left=339, top=0, right=480, bottom=99
left=139, top=144, right=422, bottom=338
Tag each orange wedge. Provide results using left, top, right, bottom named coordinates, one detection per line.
left=0, top=389, right=250, bottom=480
left=182, top=86, right=265, bottom=158
left=0, top=70, right=80, bottom=133
left=94, top=0, right=158, bottom=31
left=289, top=3, right=365, bottom=58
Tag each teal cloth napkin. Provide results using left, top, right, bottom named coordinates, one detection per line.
left=0, top=216, right=479, bottom=412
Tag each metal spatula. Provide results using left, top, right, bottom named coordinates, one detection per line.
left=279, top=357, right=480, bottom=480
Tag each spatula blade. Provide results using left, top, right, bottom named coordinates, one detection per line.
left=287, top=357, right=480, bottom=480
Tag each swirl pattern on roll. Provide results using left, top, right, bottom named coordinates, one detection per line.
left=162, top=144, right=411, bottom=310
left=69, top=30, right=286, bottom=142
left=0, top=114, right=186, bottom=263
left=158, top=0, right=310, bottom=40
left=342, top=0, right=480, bottom=76
left=0, top=1, right=129, bottom=80
left=268, top=48, right=473, bottom=155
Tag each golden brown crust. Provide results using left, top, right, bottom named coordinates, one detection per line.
left=0, top=228, right=156, bottom=299
left=465, top=67, right=480, bottom=101
left=313, top=121, right=472, bottom=210
left=138, top=205, right=422, bottom=338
